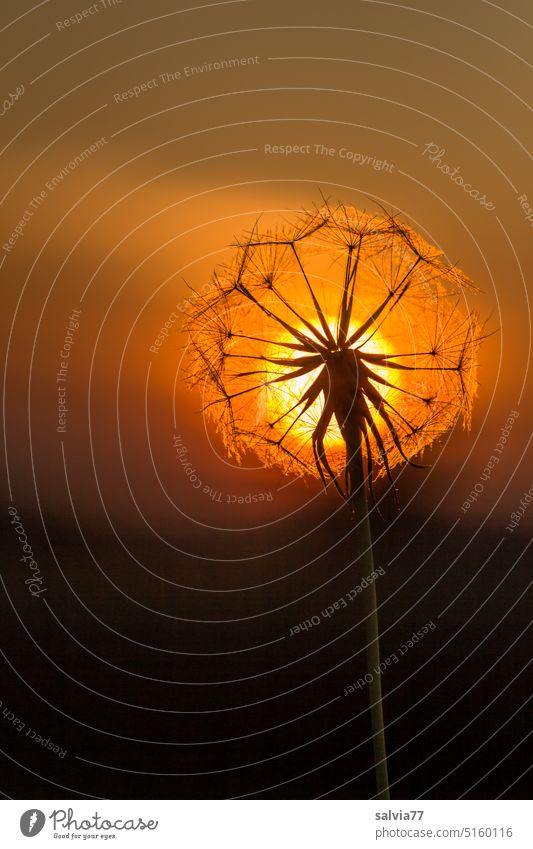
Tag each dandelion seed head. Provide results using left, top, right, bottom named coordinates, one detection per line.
left=184, top=203, right=482, bottom=500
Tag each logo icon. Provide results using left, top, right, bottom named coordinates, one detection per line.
left=20, top=810, right=46, bottom=837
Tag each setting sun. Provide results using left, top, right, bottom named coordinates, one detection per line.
left=261, top=319, right=394, bottom=451
left=186, top=203, right=480, bottom=504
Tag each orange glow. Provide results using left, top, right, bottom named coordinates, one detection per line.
left=261, top=319, right=394, bottom=450
left=185, top=204, right=481, bottom=492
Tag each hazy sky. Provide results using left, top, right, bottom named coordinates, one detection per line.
left=2, top=0, right=532, bottom=804
left=3, top=0, right=531, bottom=533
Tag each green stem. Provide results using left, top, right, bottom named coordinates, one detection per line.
left=348, top=438, right=390, bottom=800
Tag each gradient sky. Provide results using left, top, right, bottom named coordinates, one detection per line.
left=2, top=0, right=531, bottom=534
left=1, top=0, right=532, bottom=804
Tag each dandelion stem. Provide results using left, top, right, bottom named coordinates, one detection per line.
left=348, top=434, right=390, bottom=800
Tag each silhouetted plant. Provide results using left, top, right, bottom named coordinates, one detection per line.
left=185, top=201, right=483, bottom=798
